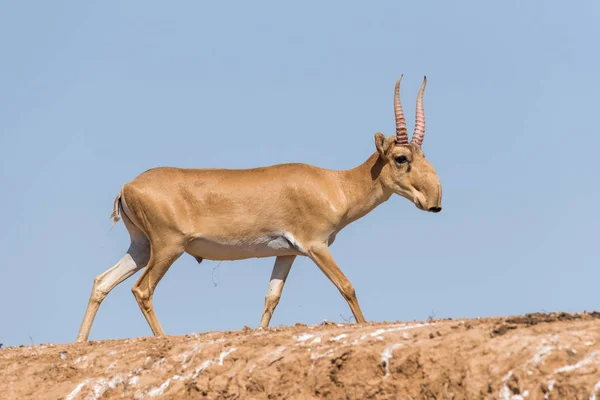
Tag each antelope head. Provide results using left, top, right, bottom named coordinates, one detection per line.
left=374, top=75, right=442, bottom=213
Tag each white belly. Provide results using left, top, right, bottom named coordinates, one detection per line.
left=185, top=233, right=304, bottom=261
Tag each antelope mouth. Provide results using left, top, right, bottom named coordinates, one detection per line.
left=415, top=198, right=425, bottom=211
left=415, top=198, right=441, bottom=213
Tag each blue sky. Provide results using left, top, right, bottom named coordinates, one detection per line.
left=1, top=1, right=599, bottom=347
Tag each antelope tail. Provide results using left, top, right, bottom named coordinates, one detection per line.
left=109, top=190, right=123, bottom=230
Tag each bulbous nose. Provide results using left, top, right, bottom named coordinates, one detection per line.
left=428, top=207, right=442, bottom=213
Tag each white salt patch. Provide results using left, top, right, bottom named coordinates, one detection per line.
left=370, top=323, right=431, bottom=338
left=330, top=334, right=348, bottom=342
left=496, top=387, right=515, bottom=400
left=394, top=322, right=431, bottom=330
left=181, top=354, right=190, bottom=365
left=128, top=376, right=139, bottom=386
left=74, top=355, right=87, bottom=364
left=590, top=379, right=600, bottom=400
left=92, top=378, right=108, bottom=399
left=147, top=378, right=170, bottom=397
left=65, top=379, right=91, bottom=400
left=67, top=377, right=119, bottom=400
left=108, top=375, right=124, bottom=389
left=296, top=333, right=315, bottom=342
left=531, top=345, right=554, bottom=366
left=165, top=348, right=239, bottom=381
left=585, top=341, right=595, bottom=346
left=193, top=360, right=213, bottom=379
left=310, top=337, right=321, bottom=344
left=380, top=344, right=403, bottom=376
left=554, top=351, right=600, bottom=374
left=218, top=348, right=237, bottom=365
left=248, top=363, right=257, bottom=373
left=498, top=371, right=525, bottom=400
left=351, top=334, right=368, bottom=345
left=544, top=380, right=555, bottom=400
left=265, top=346, right=286, bottom=359
left=250, top=345, right=287, bottom=373
left=107, top=350, right=117, bottom=356
left=180, top=344, right=199, bottom=367
left=310, top=348, right=334, bottom=360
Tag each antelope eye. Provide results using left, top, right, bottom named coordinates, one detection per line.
left=395, top=155, right=409, bottom=164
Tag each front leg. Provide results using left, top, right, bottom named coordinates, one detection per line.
left=308, top=245, right=366, bottom=323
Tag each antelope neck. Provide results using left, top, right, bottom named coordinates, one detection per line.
left=338, top=152, right=392, bottom=224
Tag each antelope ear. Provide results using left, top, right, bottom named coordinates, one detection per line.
left=374, top=133, right=393, bottom=158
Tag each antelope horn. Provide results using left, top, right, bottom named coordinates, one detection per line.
left=411, top=76, right=427, bottom=147
left=394, top=75, right=409, bottom=146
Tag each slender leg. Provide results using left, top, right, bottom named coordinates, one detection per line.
left=76, top=240, right=150, bottom=342
left=131, top=245, right=183, bottom=337
left=308, top=245, right=366, bottom=323
left=259, top=255, right=296, bottom=328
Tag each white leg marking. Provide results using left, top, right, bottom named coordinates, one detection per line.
left=260, top=255, right=296, bottom=327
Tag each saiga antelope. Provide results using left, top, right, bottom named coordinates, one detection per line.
left=76, top=75, right=442, bottom=342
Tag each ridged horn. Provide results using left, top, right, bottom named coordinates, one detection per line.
left=411, top=76, right=427, bottom=147
left=394, top=75, right=409, bottom=146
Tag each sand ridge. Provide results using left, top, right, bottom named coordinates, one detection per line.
left=1, top=312, right=600, bottom=399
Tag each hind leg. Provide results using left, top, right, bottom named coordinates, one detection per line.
left=131, top=242, right=184, bottom=337
left=76, top=222, right=150, bottom=342
left=259, top=255, right=296, bottom=328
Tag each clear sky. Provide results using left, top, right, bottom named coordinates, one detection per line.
left=1, top=1, right=598, bottom=347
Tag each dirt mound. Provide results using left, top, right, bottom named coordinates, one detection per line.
left=2, top=312, right=600, bottom=399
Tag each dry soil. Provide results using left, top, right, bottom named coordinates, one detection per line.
left=1, top=312, right=600, bottom=399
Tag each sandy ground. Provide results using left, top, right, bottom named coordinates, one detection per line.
left=1, top=312, right=600, bottom=399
